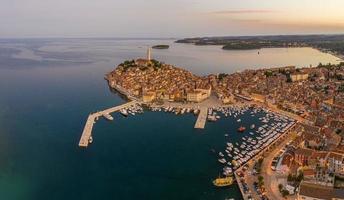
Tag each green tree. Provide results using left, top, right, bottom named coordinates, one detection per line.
left=218, top=73, right=228, bottom=81
left=258, top=175, right=264, bottom=182
left=265, top=70, right=273, bottom=77
left=281, top=189, right=289, bottom=197
left=339, top=83, right=344, bottom=92
left=296, top=172, right=304, bottom=182
left=258, top=175, right=264, bottom=187
left=278, top=184, right=283, bottom=192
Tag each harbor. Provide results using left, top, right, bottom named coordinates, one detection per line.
left=78, top=100, right=140, bottom=147
left=79, top=100, right=297, bottom=174
left=76, top=96, right=303, bottom=200
left=149, top=102, right=299, bottom=200
left=234, top=122, right=297, bottom=200
left=203, top=106, right=297, bottom=174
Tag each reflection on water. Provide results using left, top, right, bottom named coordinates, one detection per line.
left=0, top=38, right=342, bottom=75
left=12, top=47, right=43, bottom=61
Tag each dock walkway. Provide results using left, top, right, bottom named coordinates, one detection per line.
left=234, top=172, right=248, bottom=200
left=194, top=107, right=208, bottom=129
left=78, top=101, right=138, bottom=147
left=234, top=122, right=297, bottom=200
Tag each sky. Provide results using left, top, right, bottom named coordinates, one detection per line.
left=1, top=0, right=344, bottom=38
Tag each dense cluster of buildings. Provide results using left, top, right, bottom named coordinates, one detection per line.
left=106, top=49, right=212, bottom=103
left=274, top=123, right=344, bottom=199
left=106, top=51, right=344, bottom=199
left=214, top=63, right=344, bottom=199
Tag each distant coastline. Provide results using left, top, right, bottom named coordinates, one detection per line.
left=175, top=34, right=344, bottom=61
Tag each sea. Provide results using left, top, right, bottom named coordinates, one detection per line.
left=0, top=38, right=341, bottom=200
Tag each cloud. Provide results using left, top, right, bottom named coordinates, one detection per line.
left=212, top=9, right=277, bottom=15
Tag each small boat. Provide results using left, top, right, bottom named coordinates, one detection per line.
left=250, top=124, right=255, bottom=129
left=218, top=158, right=226, bottom=164
left=208, top=115, right=217, bottom=122
left=103, top=113, right=114, bottom=121
left=223, top=167, right=233, bottom=176
left=120, top=109, right=128, bottom=117
left=231, top=160, right=239, bottom=167
left=89, top=136, right=93, bottom=144
left=237, top=119, right=241, bottom=122
left=212, top=176, right=233, bottom=187
left=237, top=126, right=246, bottom=132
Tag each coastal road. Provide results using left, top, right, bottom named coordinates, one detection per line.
left=252, top=101, right=305, bottom=123
left=241, top=123, right=297, bottom=200
left=244, top=160, right=261, bottom=200
left=260, top=130, right=297, bottom=200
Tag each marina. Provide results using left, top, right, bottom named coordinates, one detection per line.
left=81, top=101, right=297, bottom=168
left=149, top=102, right=299, bottom=199
left=235, top=122, right=297, bottom=200
left=80, top=98, right=297, bottom=198
left=78, top=100, right=140, bottom=147
left=206, top=106, right=296, bottom=176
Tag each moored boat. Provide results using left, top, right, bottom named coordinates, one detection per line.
left=218, top=158, right=226, bottom=164
left=208, top=115, right=217, bottom=122
left=237, top=126, right=246, bottom=132
left=212, top=176, right=234, bottom=187
left=120, top=109, right=128, bottom=117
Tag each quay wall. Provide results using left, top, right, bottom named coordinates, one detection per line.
left=234, top=122, right=298, bottom=199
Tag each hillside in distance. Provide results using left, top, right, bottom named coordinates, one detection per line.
left=176, top=34, right=344, bottom=56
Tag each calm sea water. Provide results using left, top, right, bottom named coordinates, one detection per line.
left=0, top=38, right=341, bottom=200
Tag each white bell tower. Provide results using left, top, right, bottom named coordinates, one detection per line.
left=147, top=47, right=151, bottom=61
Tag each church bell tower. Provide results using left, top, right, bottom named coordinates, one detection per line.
left=147, top=47, right=151, bottom=61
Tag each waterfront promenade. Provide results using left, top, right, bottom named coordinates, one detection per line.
left=260, top=130, right=298, bottom=200
left=79, top=100, right=138, bottom=147
left=194, top=107, right=208, bottom=129
left=235, top=122, right=297, bottom=200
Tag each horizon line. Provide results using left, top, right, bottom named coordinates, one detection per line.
left=1, top=33, right=344, bottom=40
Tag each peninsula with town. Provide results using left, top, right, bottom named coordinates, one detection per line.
left=79, top=48, right=344, bottom=200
